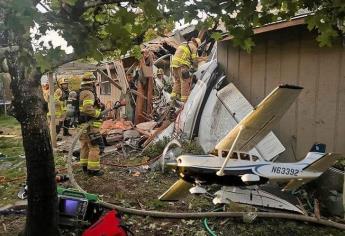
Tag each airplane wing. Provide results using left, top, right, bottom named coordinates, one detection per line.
left=215, top=84, right=303, bottom=153
left=282, top=178, right=314, bottom=192
left=283, top=153, right=343, bottom=191
left=302, top=153, right=343, bottom=172
left=159, top=179, right=193, bottom=201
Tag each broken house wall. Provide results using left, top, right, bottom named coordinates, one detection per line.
left=96, top=60, right=128, bottom=115
left=217, top=25, right=345, bottom=161
left=97, top=72, right=118, bottom=109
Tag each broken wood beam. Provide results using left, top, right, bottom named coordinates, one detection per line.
left=113, top=60, right=128, bottom=93
left=146, top=77, right=153, bottom=115
left=134, top=82, right=145, bottom=124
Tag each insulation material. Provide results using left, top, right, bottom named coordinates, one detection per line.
left=100, top=119, right=133, bottom=135
left=136, top=121, right=157, bottom=131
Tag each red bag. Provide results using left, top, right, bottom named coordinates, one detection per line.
left=83, top=210, right=128, bottom=236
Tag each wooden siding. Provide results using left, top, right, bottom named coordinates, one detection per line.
left=217, top=26, right=345, bottom=161
left=96, top=72, right=121, bottom=110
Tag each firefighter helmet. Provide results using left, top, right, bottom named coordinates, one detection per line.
left=58, top=77, right=69, bottom=86
left=81, top=72, right=96, bottom=85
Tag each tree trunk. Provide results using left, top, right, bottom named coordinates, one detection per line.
left=9, top=67, right=59, bottom=235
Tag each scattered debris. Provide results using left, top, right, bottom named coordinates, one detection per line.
left=17, top=185, right=27, bottom=200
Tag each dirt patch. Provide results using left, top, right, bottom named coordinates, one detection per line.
left=0, top=215, right=26, bottom=235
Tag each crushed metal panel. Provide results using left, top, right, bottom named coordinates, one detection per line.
left=177, top=60, right=218, bottom=138
left=197, top=89, right=237, bottom=152
left=198, top=83, right=285, bottom=161
left=213, top=186, right=304, bottom=214
left=198, top=88, right=262, bottom=158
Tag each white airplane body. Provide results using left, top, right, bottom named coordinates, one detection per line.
left=170, top=147, right=339, bottom=187
left=159, top=84, right=343, bottom=202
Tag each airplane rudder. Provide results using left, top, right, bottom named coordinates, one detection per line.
left=309, top=143, right=326, bottom=153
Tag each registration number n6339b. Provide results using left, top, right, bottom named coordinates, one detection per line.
left=271, top=166, right=299, bottom=176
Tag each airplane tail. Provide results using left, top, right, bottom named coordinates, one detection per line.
left=299, top=143, right=343, bottom=172
left=298, top=143, right=326, bottom=166
left=283, top=144, right=343, bottom=191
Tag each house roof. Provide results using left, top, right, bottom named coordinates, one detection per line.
left=56, top=61, right=98, bottom=75
left=222, top=15, right=307, bottom=41
left=142, top=36, right=180, bottom=54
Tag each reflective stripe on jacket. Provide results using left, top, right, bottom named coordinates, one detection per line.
left=47, top=88, right=65, bottom=118
left=79, top=88, right=101, bottom=119
left=171, top=43, right=197, bottom=68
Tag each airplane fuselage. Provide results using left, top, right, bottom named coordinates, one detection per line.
left=175, top=154, right=320, bottom=186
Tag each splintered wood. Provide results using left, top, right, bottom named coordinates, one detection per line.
left=134, top=50, right=154, bottom=125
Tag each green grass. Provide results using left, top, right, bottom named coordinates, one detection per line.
left=0, top=137, right=23, bottom=155
left=0, top=115, right=23, bottom=158
left=0, top=115, right=25, bottom=206
left=0, top=115, right=20, bottom=129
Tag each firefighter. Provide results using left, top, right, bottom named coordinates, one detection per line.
left=65, top=90, right=79, bottom=128
left=78, top=72, right=104, bottom=176
left=50, top=77, right=71, bottom=136
left=170, top=37, right=206, bottom=102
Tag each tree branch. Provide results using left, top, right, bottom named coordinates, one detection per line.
left=50, top=53, right=79, bottom=72
left=83, top=0, right=132, bottom=9
left=0, top=46, right=19, bottom=58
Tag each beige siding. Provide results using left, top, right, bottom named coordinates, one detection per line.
left=218, top=26, right=345, bottom=161
left=96, top=72, right=121, bottom=111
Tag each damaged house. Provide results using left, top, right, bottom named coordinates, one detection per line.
left=217, top=16, right=345, bottom=162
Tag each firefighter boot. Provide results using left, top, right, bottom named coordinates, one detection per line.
left=82, top=166, right=88, bottom=174
left=87, top=170, right=104, bottom=176
left=63, top=120, right=72, bottom=136
left=63, top=127, right=72, bottom=136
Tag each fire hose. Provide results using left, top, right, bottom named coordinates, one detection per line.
left=63, top=125, right=345, bottom=231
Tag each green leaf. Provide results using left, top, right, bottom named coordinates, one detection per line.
left=130, top=45, right=142, bottom=60
left=211, top=32, right=223, bottom=41
left=316, top=27, right=338, bottom=47
left=243, top=38, right=255, bottom=52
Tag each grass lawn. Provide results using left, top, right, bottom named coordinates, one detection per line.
left=0, top=115, right=25, bottom=205
left=0, top=115, right=21, bottom=131
left=0, top=115, right=66, bottom=206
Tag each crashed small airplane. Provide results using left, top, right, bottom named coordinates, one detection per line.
left=159, top=84, right=343, bottom=206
